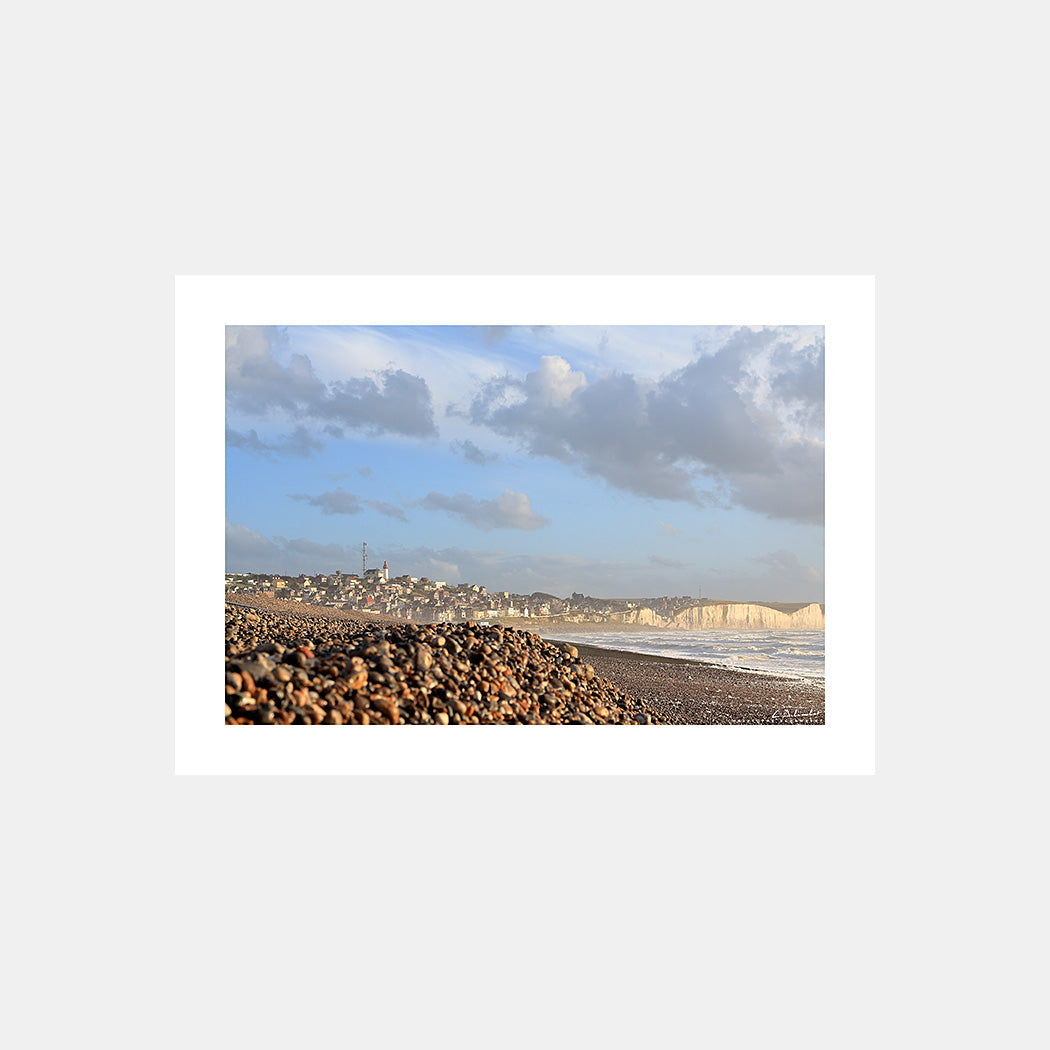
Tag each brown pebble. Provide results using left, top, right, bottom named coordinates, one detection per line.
left=345, top=670, right=368, bottom=691
left=225, top=603, right=664, bottom=726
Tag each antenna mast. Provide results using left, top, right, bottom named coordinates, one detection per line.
left=362, top=542, right=367, bottom=577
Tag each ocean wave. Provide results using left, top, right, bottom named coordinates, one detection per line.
left=541, top=627, right=825, bottom=680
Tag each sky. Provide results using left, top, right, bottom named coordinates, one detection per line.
left=225, top=325, right=825, bottom=602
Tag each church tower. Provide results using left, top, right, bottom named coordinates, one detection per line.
left=382, top=560, right=389, bottom=582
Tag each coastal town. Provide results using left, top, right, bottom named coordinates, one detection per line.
left=225, top=562, right=825, bottom=629
left=224, top=562, right=701, bottom=626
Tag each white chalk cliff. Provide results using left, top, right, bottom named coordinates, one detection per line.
left=613, top=602, right=825, bottom=630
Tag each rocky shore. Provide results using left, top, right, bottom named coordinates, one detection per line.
left=225, top=602, right=662, bottom=725
left=225, top=600, right=824, bottom=726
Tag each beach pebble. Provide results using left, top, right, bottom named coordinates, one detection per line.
left=225, top=602, right=662, bottom=727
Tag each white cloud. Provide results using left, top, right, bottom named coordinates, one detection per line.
left=419, top=489, right=550, bottom=531
left=526, top=355, right=587, bottom=406
left=466, top=327, right=825, bottom=524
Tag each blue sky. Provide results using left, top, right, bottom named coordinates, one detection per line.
left=226, top=325, right=824, bottom=601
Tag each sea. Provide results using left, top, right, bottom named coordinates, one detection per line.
left=537, top=627, right=825, bottom=682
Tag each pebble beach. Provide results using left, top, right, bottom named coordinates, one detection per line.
left=225, top=597, right=824, bottom=725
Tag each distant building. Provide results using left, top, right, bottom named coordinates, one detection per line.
left=363, top=561, right=390, bottom=584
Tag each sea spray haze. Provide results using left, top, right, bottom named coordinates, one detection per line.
left=540, top=628, right=825, bottom=681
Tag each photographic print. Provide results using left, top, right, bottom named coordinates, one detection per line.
left=225, top=323, right=825, bottom=726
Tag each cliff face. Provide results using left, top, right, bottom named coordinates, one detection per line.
left=614, top=602, right=825, bottom=630
left=617, top=606, right=666, bottom=627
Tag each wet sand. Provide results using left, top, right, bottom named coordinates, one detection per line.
left=567, top=642, right=824, bottom=725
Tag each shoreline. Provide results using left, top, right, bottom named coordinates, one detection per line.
left=562, top=642, right=824, bottom=725
left=225, top=595, right=823, bottom=725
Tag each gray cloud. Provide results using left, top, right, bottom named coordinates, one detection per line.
left=480, top=326, right=513, bottom=346
left=322, top=368, right=437, bottom=437
left=659, top=521, right=682, bottom=536
left=289, top=488, right=409, bottom=522
left=419, top=489, right=550, bottom=531
left=728, top=438, right=824, bottom=525
left=226, top=426, right=324, bottom=460
left=650, top=555, right=690, bottom=568
left=364, top=499, right=408, bottom=522
left=226, top=326, right=438, bottom=438
left=226, top=428, right=277, bottom=460
left=451, top=439, right=499, bottom=466
left=466, top=328, right=824, bottom=524
left=767, top=332, right=825, bottom=430
left=290, top=487, right=362, bottom=515
left=467, top=358, right=708, bottom=506
left=225, top=327, right=328, bottom=414
left=478, top=326, right=552, bottom=345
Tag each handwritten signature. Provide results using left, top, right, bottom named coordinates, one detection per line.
left=770, top=706, right=821, bottom=721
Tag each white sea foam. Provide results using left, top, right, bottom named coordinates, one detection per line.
left=538, top=627, right=825, bottom=681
